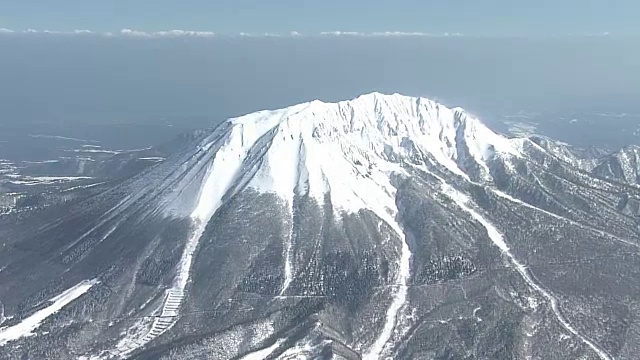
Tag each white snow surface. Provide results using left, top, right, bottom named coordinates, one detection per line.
left=7, top=176, right=93, bottom=186
left=239, top=339, right=286, bottom=360
left=231, top=92, right=519, bottom=210
left=274, top=339, right=332, bottom=359
left=0, top=279, right=98, bottom=346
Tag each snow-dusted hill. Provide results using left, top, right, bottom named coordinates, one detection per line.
left=1, top=93, right=640, bottom=360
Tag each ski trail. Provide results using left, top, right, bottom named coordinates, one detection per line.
left=442, top=183, right=612, bottom=360
left=363, top=207, right=411, bottom=360
left=0, top=279, right=98, bottom=346
left=490, top=188, right=640, bottom=250
left=279, top=207, right=295, bottom=296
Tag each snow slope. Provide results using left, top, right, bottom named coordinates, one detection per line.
left=239, top=339, right=286, bottom=360
left=237, top=92, right=520, bottom=207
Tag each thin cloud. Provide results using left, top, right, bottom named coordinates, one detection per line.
left=0, top=28, right=95, bottom=35
left=551, top=31, right=612, bottom=38
left=120, top=29, right=216, bottom=37
left=237, top=32, right=284, bottom=37
left=319, top=31, right=363, bottom=36
left=0, top=27, right=466, bottom=38
left=319, top=31, right=464, bottom=37
left=372, top=31, right=434, bottom=36
left=43, top=29, right=95, bottom=35
left=0, top=27, right=615, bottom=38
left=0, top=27, right=215, bottom=37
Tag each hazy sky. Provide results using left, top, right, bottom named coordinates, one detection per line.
left=1, top=0, right=637, bottom=35
left=1, top=35, right=639, bottom=127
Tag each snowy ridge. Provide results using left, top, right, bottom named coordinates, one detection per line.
left=230, top=92, right=521, bottom=212
left=615, top=146, right=640, bottom=183
left=491, top=188, right=640, bottom=250
left=440, top=181, right=612, bottom=360
left=594, top=145, right=640, bottom=184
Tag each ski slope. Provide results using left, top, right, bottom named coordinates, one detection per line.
left=0, top=279, right=98, bottom=346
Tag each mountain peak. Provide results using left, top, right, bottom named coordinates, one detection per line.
left=231, top=92, right=481, bottom=143
left=196, top=93, right=522, bottom=220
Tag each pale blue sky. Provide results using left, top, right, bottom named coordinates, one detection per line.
left=0, top=0, right=637, bottom=35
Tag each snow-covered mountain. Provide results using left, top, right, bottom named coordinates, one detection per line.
left=1, top=93, right=640, bottom=360
left=592, top=145, right=640, bottom=185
